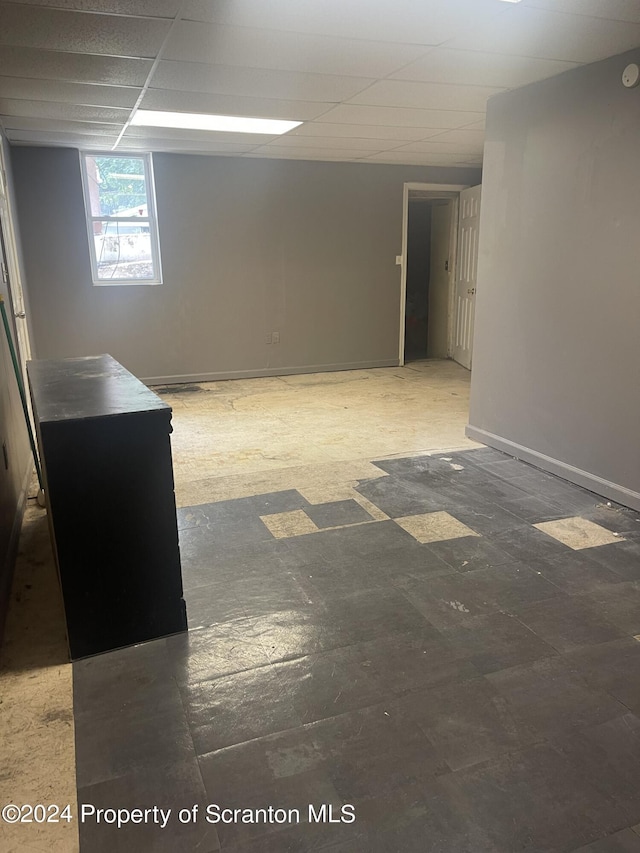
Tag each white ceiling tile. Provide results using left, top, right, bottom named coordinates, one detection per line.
left=0, top=98, right=130, bottom=123
left=255, top=135, right=400, bottom=152
left=445, top=6, right=640, bottom=63
left=150, top=149, right=263, bottom=157
left=315, top=104, right=485, bottom=128
left=425, top=128, right=486, bottom=145
left=123, top=125, right=280, bottom=146
left=140, top=89, right=333, bottom=122
left=181, top=0, right=502, bottom=46
left=364, top=150, right=482, bottom=166
left=116, top=137, right=257, bottom=153
left=288, top=122, right=438, bottom=142
left=150, top=61, right=372, bottom=102
left=9, top=0, right=182, bottom=15
left=6, top=129, right=124, bottom=147
left=460, top=118, right=486, bottom=130
left=391, top=47, right=579, bottom=88
left=0, top=4, right=171, bottom=57
left=163, top=22, right=427, bottom=78
left=0, top=116, right=122, bottom=135
left=348, top=80, right=505, bottom=112
left=246, top=148, right=368, bottom=161
left=523, top=0, right=640, bottom=24
left=7, top=133, right=254, bottom=157
left=0, top=77, right=139, bottom=108
left=1, top=0, right=635, bottom=162
left=393, top=140, right=483, bottom=155
left=0, top=46, right=152, bottom=87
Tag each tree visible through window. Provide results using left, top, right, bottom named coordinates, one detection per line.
left=81, top=153, right=162, bottom=285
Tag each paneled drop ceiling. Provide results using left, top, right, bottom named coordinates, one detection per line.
left=0, top=0, right=639, bottom=166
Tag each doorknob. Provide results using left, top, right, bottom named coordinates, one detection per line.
left=467, top=288, right=476, bottom=295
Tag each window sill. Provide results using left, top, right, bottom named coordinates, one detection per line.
left=92, top=279, right=163, bottom=287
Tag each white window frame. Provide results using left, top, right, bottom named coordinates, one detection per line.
left=80, top=151, right=163, bottom=286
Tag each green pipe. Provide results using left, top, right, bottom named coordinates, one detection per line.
left=0, top=295, right=43, bottom=492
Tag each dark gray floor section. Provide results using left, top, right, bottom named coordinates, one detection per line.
left=73, top=447, right=640, bottom=852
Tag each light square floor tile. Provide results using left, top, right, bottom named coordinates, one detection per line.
left=533, top=517, right=624, bottom=550
left=260, top=509, right=319, bottom=539
left=394, top=511, right=480, bottom=544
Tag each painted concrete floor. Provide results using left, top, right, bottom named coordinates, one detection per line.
left=166, top=359, right=478, bottom=508
left=1, top=359, right=475, bottom=852
left=0, top=499, right=78, bottom=853
left=5, top=361, right=640, bottom=852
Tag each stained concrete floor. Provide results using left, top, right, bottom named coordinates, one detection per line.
left=1, top=360, right=476, bottom=852
left=168, top=360, right=478, bottom=508
left=5, top=360, right=640, bottom=852
left=74, top=445, right=640, bottom=853
left=0, top=498, right=78, bottom=853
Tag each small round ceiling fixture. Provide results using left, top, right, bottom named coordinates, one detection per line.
left=622, top=63, right=640, bottom=88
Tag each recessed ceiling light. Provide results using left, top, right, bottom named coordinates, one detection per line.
left=498, top=0, right=522, bottom=3
left=129, top=110, right=301, bottom=135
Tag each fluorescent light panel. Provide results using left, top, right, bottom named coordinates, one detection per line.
left=130, top=110, right=301, bottom=135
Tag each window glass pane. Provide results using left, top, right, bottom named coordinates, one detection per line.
left=85, top=155, right=148, bottom=218
left=93, top=220, right=155, bottom=281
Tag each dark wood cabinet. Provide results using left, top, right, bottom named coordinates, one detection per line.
left=27, top=354, right=187, bottom=659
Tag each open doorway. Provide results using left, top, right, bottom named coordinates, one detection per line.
left=399, top=182, right=482, bottom=370
left=404, top=195, right=454, bottom=363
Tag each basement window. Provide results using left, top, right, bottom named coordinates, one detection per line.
left=80, top=152, right=162, bottom=285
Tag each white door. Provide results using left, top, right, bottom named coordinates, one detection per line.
left=0, top=137, right=32, bottom=384
left=453, top=184, right=481, bottom=370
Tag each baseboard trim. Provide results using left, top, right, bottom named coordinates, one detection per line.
left=0, top=463, right=34, bottom=646
left=466, top=426, right=640, bottom=512
left=142, top=360, right=400, bottom=386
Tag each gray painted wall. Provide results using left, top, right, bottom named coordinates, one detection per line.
left=0, top=136, right=33, bottom=641
left=11, top=148, right=480, bottom=383
left=468, top=49, right=640, bottom=510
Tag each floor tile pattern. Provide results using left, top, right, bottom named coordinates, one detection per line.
left=73, top=447, right=640, bottom=852
left=260, top=509, right=320, bottom=539
left=535, top=516, right=624, bottom=550
left=395, top=510, right=480, bottom=544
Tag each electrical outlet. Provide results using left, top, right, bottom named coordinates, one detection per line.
left=265, top=332, right=272, bottom=344
left=272, top=331, right=280, bottom=344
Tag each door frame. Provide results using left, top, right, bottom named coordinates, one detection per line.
left=0, top=135, right=32, bottom=384
left=399, top=182, right=469, bottom=366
